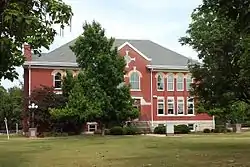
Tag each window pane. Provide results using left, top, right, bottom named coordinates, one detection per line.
left=177, top=83, right=183, bottom=90
left=130, top=72, right=140, bottom=90
left=188, top=124, right=194, bottom=130
left=158, top=108, right=164, bottom=115
left=168, top=103, right=174, bottom=114
left=168, top=83, right=173, bottom=91
left=178, top=103, right=184, bottom=114
left=55, top=81, right=62, bottom=88
left=157, top=75, right=164, bottom=90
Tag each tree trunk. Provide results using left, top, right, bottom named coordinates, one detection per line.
left=101, top=123, right=105, bottom=136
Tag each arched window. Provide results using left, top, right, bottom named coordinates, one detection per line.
left=176, top=73, right=184, bottom=91
left=54, top=72, right=62, bottom=89
left=129, top=72, right=140, bottom=90
left=167, top=73, right=174, bottom=91
left=186, top=74, right=193, bottom=91
left=157, top=73, right=164, bottom=91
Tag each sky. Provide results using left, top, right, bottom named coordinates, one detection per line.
left=1, top=0, right=202, bottom=89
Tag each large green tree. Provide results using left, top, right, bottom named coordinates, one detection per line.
left=0, top=0, right=73, bottom=80
left=180, top=0, right=250, bottom=112
left=51, top=21, right=139, bottom=135
left=0, top=86, right=23, bottom=130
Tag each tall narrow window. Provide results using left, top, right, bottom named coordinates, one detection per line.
left=187, top=97, right=194, bottom=115
left=167, top=73, right=174, bottom=91
left=186, top=74, right=193, bottom=91
left=176, top=73, right=184, bottom=91
left=130, top=72, right=140, bottom=90
left=54, top=72, right=62, bottom=89
left=157, top=98, right=165, bottom=115
left=157, top=73, right=164, bottom=91
left=177, top=97, right=184, bottom=115
left=167, top=97, right=175, bottom=115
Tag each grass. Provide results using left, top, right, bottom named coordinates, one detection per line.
left=0, top=133, right=250, bottom=167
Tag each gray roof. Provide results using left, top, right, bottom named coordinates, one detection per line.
left=33, top=39, right=194, bottom=66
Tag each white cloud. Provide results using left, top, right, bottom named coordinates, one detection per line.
left=1, top=0, right=202, bottom=89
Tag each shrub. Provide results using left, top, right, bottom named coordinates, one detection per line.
left=203, top=128, right=211, bottom=133
left=123, top=126, right=139, bottom=135
left=41, top=132, right=68, bottom=137
left=110, top=126, right=124, bottom=135
left=154, top=126, right=166, bottom=134
left=226, top=129, right=232, bottom=133
left=213, top=128, right=221, bottom=133
left=174, top=124, right=190, bottom=134
left=94, top=129, right=102, bottom=135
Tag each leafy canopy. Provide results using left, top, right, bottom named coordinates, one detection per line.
left=51, top=21, right=139, bottom=129
left=180, top=0, right=250, bottom=111
left=0, top=0, right=73, bottom=80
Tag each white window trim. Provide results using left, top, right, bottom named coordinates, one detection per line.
left=157, top=97, right=165, bottom=116
left=128, top=68, right=142, bottom=91
left=167, top=73, right=174, bottom=91
left=156, top=73, right=165, bottom=91
left=186, top=74, right=193, bottom=91
left=53, top=72, right=63, bottom=90
left=177, top=97, right=184, bottom=115
left=167, top=97, right=175, bottom=116
left=187, top=97, right=195, bottom=115
left=176, top=73, right=184, bottom=91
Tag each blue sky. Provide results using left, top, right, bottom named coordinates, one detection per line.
left=1, top=0, right=202, bottom=89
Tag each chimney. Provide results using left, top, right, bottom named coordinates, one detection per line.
left=24, top=44, right=32, bottom=61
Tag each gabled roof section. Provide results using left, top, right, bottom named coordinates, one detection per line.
left=31, top=38, right=196, bottom=67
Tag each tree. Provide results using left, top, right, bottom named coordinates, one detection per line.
left=0, top=86, right=23, bottom=130
left=51, top=21, right=138, bottom=135
left=0, top=0, right=73, bottom=80
left=29, top=86, right=67, bottom=132
left=62, top=70, right=76, bottom=98
left=179, top=0, right=250, bottom=111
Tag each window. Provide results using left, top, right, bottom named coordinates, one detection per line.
left=157, top=73, right=164, bottom=91
left=176, top=73, right=184, bottom=91
left=177, top=97, right=184, bottom=115
left=186, top=74, right=193, bottom=91
left=54, top=72, right=62, bottom=89
left=167, top=73, right=174, bottom=91
left=130, top=72, right=140, bottom=90
left=167, top=97, right=175, bottom=115
left=188, top=124, right=194, bottom=131
left=157, top=98, right=165, bottom=115
left=187, top=97, right=195, bottom=115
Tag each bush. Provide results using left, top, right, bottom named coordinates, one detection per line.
left=154, top=126, right=166, bottom=134
left=94, top=129, right=102, bottom=135
left=104, top=129, right=110, bottom=135
left=226, top=129, right=232, bottom=133
left=213, top=128, right=221, bottom=133
left=174, top=124, right=190, bottom=134
left=110, top=126, right=124, bottom=135
left=203, top=128, right=211, bottom=133
left=123, top=126, right=140, bottom=135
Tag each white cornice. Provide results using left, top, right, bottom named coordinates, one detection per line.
left=146, top=65, right=189, bottom=71
left=23, top=61, right=78, bottom=67
left=118, top=42, right=152, bottom=61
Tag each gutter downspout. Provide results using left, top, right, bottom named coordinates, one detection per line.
left=150, top=68, right=153, bottom=128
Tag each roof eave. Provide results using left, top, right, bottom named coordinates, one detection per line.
left=146, top=65, right=189, bottom=71
left=23, top=61, right=78, bottom=68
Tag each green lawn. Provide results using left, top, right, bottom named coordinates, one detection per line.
left=0, top=133, right=250, bottom=167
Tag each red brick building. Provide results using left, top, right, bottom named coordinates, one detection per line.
left=23, top=39, right=214, bottom=132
